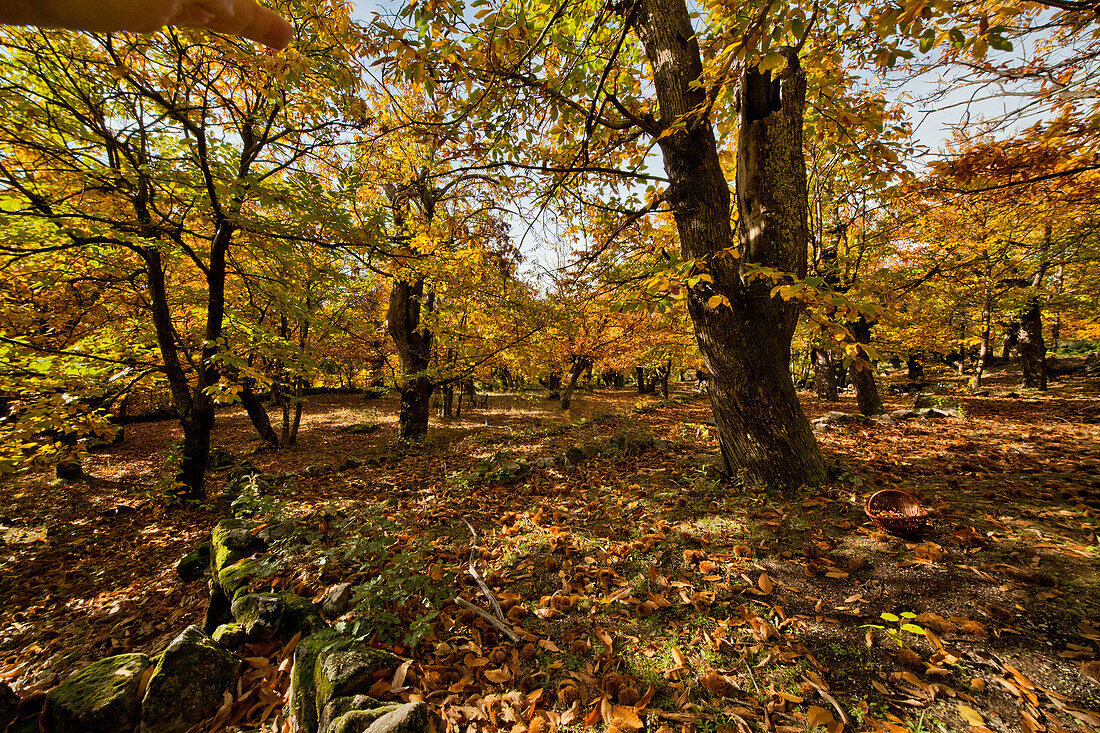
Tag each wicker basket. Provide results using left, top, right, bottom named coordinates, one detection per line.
left=865, top=490, right=928, bottom=536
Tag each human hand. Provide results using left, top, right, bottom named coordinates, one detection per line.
left=1, top=0, right=294, bottom=49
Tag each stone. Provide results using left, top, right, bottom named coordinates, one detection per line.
left=363, top=701, right=433, bottom=733
left=315, top=648, right=399, bottom=713
left=256, top=520, right=296, bottom=546
left=563, top=446, right=586, bottom=466
left=218, top=557, right=259, bottom=600
left=280, top=592, right=325, bottom=639
left=231, top=593, right=285, bottom=640
left=339, top=456, right=363, bottom=471
left=0, top=681, right=18, bottom=730
left=534, top=457, right=556, bottom=469
left=139, top=626, right=239, bottom=733
left=322, top=583, right=354, bottom=619
left=289, top=636, right=356, bottom=733
left=889, top=409, right=916, bottom=420
left=320, top=696, right=385, bottom=733
left=211, top=519, right=261, bottom=576
left=44, top=653, right=151, bottom=733
left=825, top=410, right=849, bottom=421
left=212, top=622, right=247, bottom=647
left=176, top=543, right=211, bottom=583
left=581, top=444, right=600, bottom=459
left=495, top=460, right=530, bottom=484
left=870, top=414, right=897, bottom=426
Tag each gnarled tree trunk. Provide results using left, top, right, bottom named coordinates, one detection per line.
left=634, top=2, right=825, bottom=488
left=387, top=277, right=436, bottom=441
left=560, top=355, right=593, bottom=410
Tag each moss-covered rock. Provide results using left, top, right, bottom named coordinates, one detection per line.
left=212, top=622, right=247, bottom=647
left=176, top=543, right=211, bottom=583
left=139, top=626, right=239, bottom=733
left=288, top=635, right=355, bottom=733
left=231, top=593, right=284, bottom=640
left=319, top=695, right=384, bottom=733
left=44, top=653, right=151, bottom=733
left=217, top=556, right=260, bottom=599
left=211, top=519, right=261, bottom=576
left=354, top=701, right=434, bottom=733
left=329, top=705, right=401, bottom=733
left=280, top=592, right=325, bottom=639
left=314, top=649, right=397, bottom=711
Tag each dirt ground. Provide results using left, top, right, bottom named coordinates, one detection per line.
left=2, top=363, right=1099, bottom=732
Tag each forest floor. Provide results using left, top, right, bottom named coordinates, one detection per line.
left=2, top=361, right=1100, bottom=733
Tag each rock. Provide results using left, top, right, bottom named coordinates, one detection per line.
left=211, top=519, right=261, bottom=576
left=889, top=409, right=916, bottom=420
left=322, top=583, right=354, bottom=619
left=653, top=439, right=668, bottom=451
left=315, top=649, right=398, bottom=713
left=581, top=444, right=600, bottom=459
left=321, top=696, right=385, bottom=733
left=813, top=422, right=829, bottom=434
left=1, top=681, right=18, bottom=730
left=44, top=653, right=151, bottom=733
left=563, top=446, right=586, bottom=466
left=534, top=457, right=556, bottom=469
left=362, top=701, right=434, bottom=733
left=256, top=520, right=296, bottom=546
left=280, top=592, right=325, bottom=639
left=495, top=460, right=530, bottom=484
left=212, top=622, right=246, bottom=647
left=231, top=593, right=285, bottom=640
left=339, top=456, right=363, bottom=471
left=289, top=636, right=356, bottom=733
left=218, top=557, right=259, bottom=600
left=871, top=414, right=897, bottom=426
left=176, top=543, right=211, bottom=583
left=825, top=410, right=849, bottom=422
left=139, top=626, right=239, bottom=733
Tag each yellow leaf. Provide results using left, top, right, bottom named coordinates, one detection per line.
left=957, top=704, right=984, bottom=726
left=807, top=705, right=834, bottom=727
left=758, top=573, right=774, bottom=594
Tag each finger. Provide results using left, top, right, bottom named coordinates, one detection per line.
left=187, top=0, right=294, bottom=49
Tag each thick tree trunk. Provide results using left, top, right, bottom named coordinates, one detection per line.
left=635, top=366, right=646, bottom=393
left=812, top=348, right=838, bottom=401
left=849, top=318, right=884, bottom=416
left=906, top=354, right=923, bottom=381
left=634, top=2, right=825, bottom=488
left=1019, top=223, right=1050, bottom=390
left=1018, top=301, right=1047, bottom=389
left=560, top=355, right=592, bottom=410
left=387, top=278, right=435, bottom=441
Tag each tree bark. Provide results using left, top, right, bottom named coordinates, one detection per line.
left=387, top=277, right=435, bottom=440
left=849, top=317, right=884, bottom=415
left=812, top=348, right=838, bottom=401
left=240, top=383, right=279, bottom=448
left=635, top=365, right=646, bottom=393
left=560, top=355, right=592, bottom=410
left=971, top=260, right=993, bottom=393
left=634, top=1, right=825, bottom=488
left=1019, top=223, right=1050, bottom=390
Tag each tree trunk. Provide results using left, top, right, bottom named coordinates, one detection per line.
left=906, top=354, right=923, bottom=381
left=387, top=277, right=435, bottom=441
left=634, top=2, right=825, bottom=488
left=1018, top=301, right=1047, bottom=389
left=659, top=360, right=670, bottom=398
left=1019, top=223, right=1050, bottom=390
left=560, top=355, right=592, bottom=410
left=635, top=366, right=646, bottom=393
left=442, top=385, right=454, bottom=418
left=971, top=264, right=993, bottom=393
left=849, top=318, right=884, bottom=415
left=240, top=383, right=279, bottom=448
left=812, top=348, right=838, bottom=401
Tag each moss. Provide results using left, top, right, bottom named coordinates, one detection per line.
left=211, top=519, right=257, bottom=576
left=140, top=626, right=238, bottom=733
left=330, top=705, right=401, bottom=733
left=288, top=635, right=355, bottom=733
left=45, top=653, right=151, bottom=732
left=217, top=557, right=259, bottom=599
left=211, top=623, right=246, bottom=647
left=279, top=592, right=325, bottom=639
left=315, top=649, right=397, bottom=711
left=320, top=695, right=384, bottom=733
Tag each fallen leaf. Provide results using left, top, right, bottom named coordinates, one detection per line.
left=957, top=704, right=984, bottom=726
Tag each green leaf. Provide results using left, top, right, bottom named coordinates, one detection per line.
left=880, top=612, right=900, bottom=623
left=900, top=623, right=925, bottom=635
left=757, top=51, right=788, bottom=74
